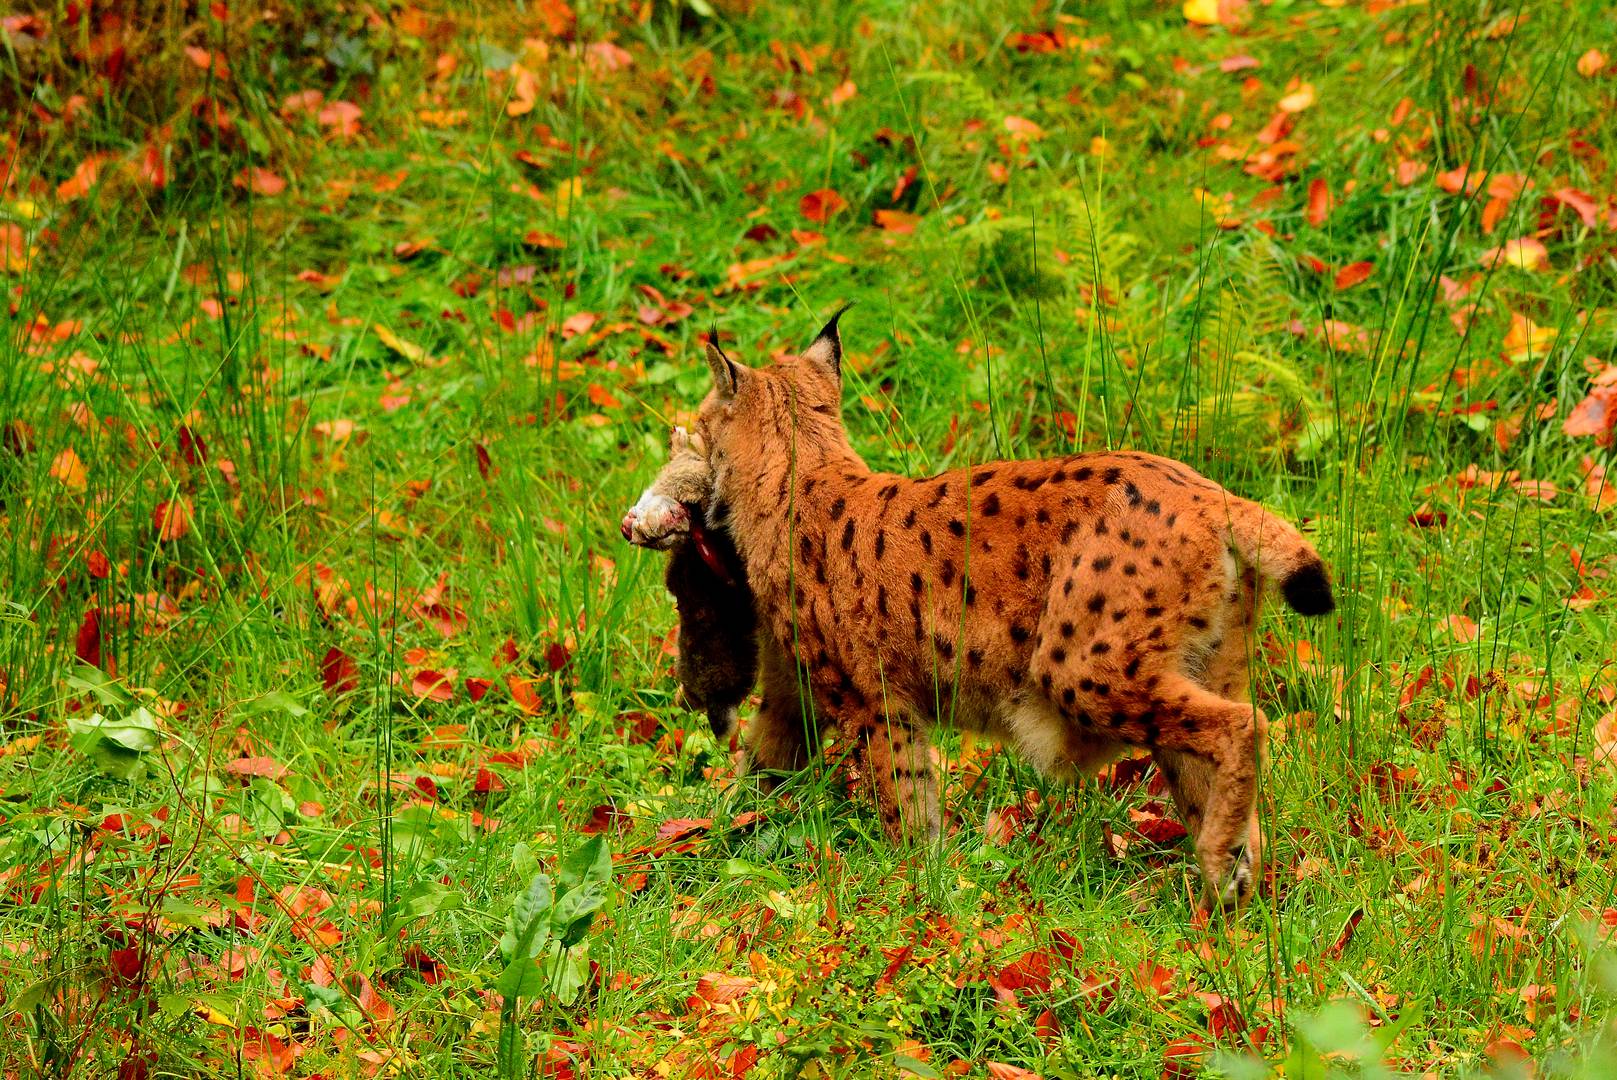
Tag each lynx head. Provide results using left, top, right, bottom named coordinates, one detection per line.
left=695, top=307, right=854, bottom=503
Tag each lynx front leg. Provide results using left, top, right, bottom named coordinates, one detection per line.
left=844, top=709, right=941, bottom=845
left=738, top=638, right=812, bottom=786
left=1150, top=681, right=1268, bottom=910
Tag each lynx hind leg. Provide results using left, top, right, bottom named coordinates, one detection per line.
left=1199, top=566, right=1261, bottom=703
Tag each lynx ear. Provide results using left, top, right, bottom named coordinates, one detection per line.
left=802, top=302, right=853, bottom=379
left=705, top=339, right=743, bottom=398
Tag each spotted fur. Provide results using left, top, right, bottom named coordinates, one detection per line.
left=690, top=315, right=1334, bottom=909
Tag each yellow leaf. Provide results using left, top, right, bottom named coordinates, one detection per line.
left=554, top=177, right=583, bottom=221
left=1183, top=0, right=1220, bottom=24
left=373, top=324, right=427, bottom=363
left=1278, top=81, right=1317, bottom=113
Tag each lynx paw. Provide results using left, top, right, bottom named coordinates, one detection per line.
left=621, top=490, right=690, bottom=549
left=1202, top=843, right=1255, bottom=910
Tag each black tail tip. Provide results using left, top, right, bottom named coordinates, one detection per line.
left=1282, top=560, right=1335, bottom=616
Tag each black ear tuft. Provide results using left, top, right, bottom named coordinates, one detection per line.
left=704, top=337, right=740, bottom=397
left=804, top=302, right=854, bottom=377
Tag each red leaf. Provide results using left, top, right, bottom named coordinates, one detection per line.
left=546, top=641, right=571, bottom=672
left=1326, top=908, right=1364, bottom=958
left=76, top=608, right=103, bottom=669
left=473, top=766, right=505, bottom=793
left=799, top=188, right=848, bottom=223
left=997, top=948, right=1055, bottom=993
left=1162, top=1037, right=1207, bottom=1079
left=1334, top=260, right=1374, bottom=290
left=1550, top=187, right=1599, bottom=229
left=1306, top=178, right=1331, bottom=227
left=465, top=676, right=492, bottom=702
left=321, top=646, right=360, bottom=695
left=411, top=669, right=455, bottom=701
left=86, top=550, right=111, bottom=580
left=657, top=817, right=712, bottom=842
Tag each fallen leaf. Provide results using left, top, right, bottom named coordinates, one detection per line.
left=1278, top=81, right=1316, bottom=113
left=154, top=497, right=193, bottom=542
left=1334, top=261, right=1374, bottom=290
left=1306, top=178, right=1331, bottom=227
left=51, top=448, right=88, bottom=492
left=234, top=167, right=286, bottom=197
left=799, top=188, right=848, bottom=223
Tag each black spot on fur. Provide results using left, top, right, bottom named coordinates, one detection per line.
left=1103, top=467, right=1122, bottom=484
left=1092, top=556, right=1114, bottom=572
left=875, top=529, right=886, bottom=559
left=879, top=483, right=899, bottom=500
left=1073, top=466, right=1093, bottom=481
left=1124, top=657, right=1141, bottom=679
left=877, top=586, right=889, bottom=616
left=1188, top=616, right=1208, bottom=629
left=967, top=648, right=984, bottom=667
left=973, top=469, right=997, bottom=485
left=911, top=572, right=924, bottom=593
left=1009, top=624, right=1031, bottom=644
left=1060, top=621, right=1074, bottom=637
left=1051, top=647, right=1067, bottom=663
left=904, top=508, right=918, bottom=529
left=980, top=492, right=1001, bottom=516
left=948, top=519, right=966, bottom=537
left=829, top=497, right=845, bottom=520
left=941, top=560, right=956, bottom=587
left=1090, top=641, right=1111, bottom=655
left=921, top=531, right=933, bottom=555
left=934, top=635, right=955, bottom=660
left=840, top=519, right=856, bottom=551
left=1087, top=593, right=1106, bottom=613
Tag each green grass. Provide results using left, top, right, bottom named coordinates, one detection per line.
left=3, top=0, right=1617, bottom=1076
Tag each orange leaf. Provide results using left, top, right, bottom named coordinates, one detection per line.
left=874, top=209, right=919, bottom=234
left=1003, top=115, right=1045, bottom=141
left=234, top=167, right=286, bottom=196
left=225, top=756, right=288, bottom=780
left=1334, top=261, right=1373, bottom=290
left=1306, top=178, right=1331, bottom=227
left=50, top=448, right=88, bottom=492
left=154, top=497, right=193, bottom=542
left=799, top=188, right=848, bottom=223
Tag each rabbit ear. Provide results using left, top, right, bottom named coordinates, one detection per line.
left=705, top=339, right=743, bottom=398
left=801, top=302, right=853, bottom=380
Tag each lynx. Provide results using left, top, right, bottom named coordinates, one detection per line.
left=648, top=312, right=1334, bottom=907
left=621, top=426, right=757, bottom=738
